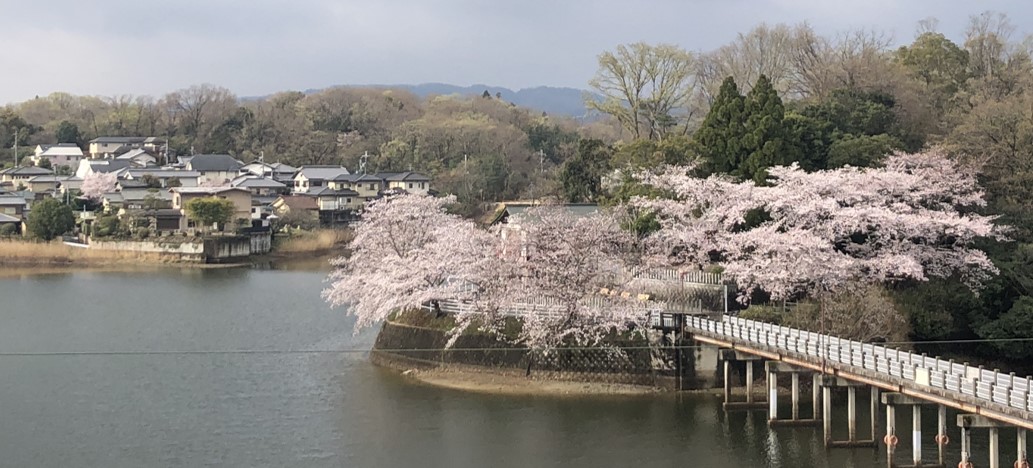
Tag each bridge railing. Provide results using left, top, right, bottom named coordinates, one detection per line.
left=687, top=314, right=1033, bottom=415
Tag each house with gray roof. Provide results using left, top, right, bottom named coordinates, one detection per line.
left=120, top=169, right=200, bottom=188
left=75, top=159, right=132, bottom=178
left=0, top=194, right=29, bottom=219
left=375, top=171, right=432, bottom=195
left=185, top=154, right=244, bottom=186
left=32, top=143, right=84, bottom=169
left=292, top=165, right=350, bottom=194
left=0, top=166, right=55, bottom=186
left=231, top=175, right=288, bottom=197
left=240, top=161, right=298, bottom=183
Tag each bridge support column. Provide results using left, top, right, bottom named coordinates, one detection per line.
left=791, top=372, right=800, bottom=420
left=823, top=384, right=832, bottom=447
left=960, top=426, right=971, bottom=467
left=723, top=359, right=731, bottom=406
left=745, top=360, right=754, bottom=404
left=912, top=405, right=922, bottom=467
left=1018, top=428, right=1027, bottom=468
left=936, top=405, right=947, bottom=466
left=766, top=363, right=818, bottom=427
left=886, top=404, right=897, bottom=468
left=990, top=427, right=999, bottom=468
left=824, top=376, right=876, bottom=448
left=958, top=414, right=1014, bottom=468
left=723, top=351, right=767, bottom=411
left=848, top=386, right=858, bottom=442
left=813, top=373, right=821, bottom=420
left=871, top=387, right=880, bottom=442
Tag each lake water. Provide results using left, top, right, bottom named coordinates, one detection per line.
left=0, top=266, right=1005, bottom=467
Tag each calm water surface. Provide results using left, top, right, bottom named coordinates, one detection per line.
left=0, top=266, right=1001, bottom=467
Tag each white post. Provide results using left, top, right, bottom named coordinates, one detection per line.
left=886, top=404, right=896, bottom=465
left=1018, top=428, right=1028, bottom=467
left=870, top=387, right=879, bottom=441
left=847, top=386, right=857, bottom=442
left=746, top=361, right=754, bottom=404
left=912, top=405, right=922, bottom=466
left=723, top=359, right=731, bottom=405
left=961, top=426, right=971, bottom=464
left=769, top=371, right=778, bottom=421
left=823, top=386, right=832, bottom=446
left=937, top=405, right=947, bottom=465
left=813, top=373, right=822, bottom=420
left=791, top=373, right=800, bottom=420
left=990, top=427, right=1000, bottom=468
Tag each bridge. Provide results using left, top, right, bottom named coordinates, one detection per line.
left=687, top=313, right=1031, bottom=468
left=435, top=295, right=1031, bottom=468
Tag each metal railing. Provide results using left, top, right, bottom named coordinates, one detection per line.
left=686, top=314, right=1033, bottom=415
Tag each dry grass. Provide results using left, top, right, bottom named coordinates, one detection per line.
left=0, top=240, right=174, bottom=266
left=274, top=228, right=353, bottom=255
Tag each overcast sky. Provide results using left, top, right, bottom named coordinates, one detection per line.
left=2, top=0, right=1032, bottom=104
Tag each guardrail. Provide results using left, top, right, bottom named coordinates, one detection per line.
left=686, top=315, right=1033, bottom=415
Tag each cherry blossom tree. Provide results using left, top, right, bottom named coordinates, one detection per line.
left=500, top=207, right=652, bottom=348
left=80, top=172, right=118, bottom=200
left=323, top=195, right=656, bottom=350
left=634, top=148, right=1002, bottom=303
left=322, top=194, right=502, bottom=332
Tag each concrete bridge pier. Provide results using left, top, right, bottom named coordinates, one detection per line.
left=765, top=362, right=820, bottom=427
left=881, top=393, right=944, bottom=468
left=722, top=351, right=767, bottom=411
left=957, top=414, right=1029, bottom=468
left=822, top=376, right=877, bottom=448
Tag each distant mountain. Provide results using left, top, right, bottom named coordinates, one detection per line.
left=296, top=83, right=601, bottom=118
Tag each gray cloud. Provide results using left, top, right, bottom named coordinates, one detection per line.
left=2, top=0, right=1032, bottom=103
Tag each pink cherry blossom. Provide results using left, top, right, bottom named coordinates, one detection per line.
left=80, top=172, right=118, bottom=200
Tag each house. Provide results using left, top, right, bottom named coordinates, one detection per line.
left=88, top=137, right=149, bottom=158
left=292, top=166, right=350, bottom=193
left=170, top=186, right=252, bottom=231
left=270, top=195, right=319, bottom=226
left=185, top=154, right=244, bottom=186
left=120, top=169, right=200, bottom=188
left=114, top=148, right=158, bottom=167
left=376, top=172, right=432, bottom=195
left=0, top=194, right=28, bottom=218
left=0, top=213, right=22, bottom=235
left=25, top=175, right=65, bottom=193
left=32, top=143, right=84, bottom=169
left=0, top=166, right=54, bottom=186
left=230, top=175, right=288, bottom=197
left=240, top=161, right=298, bottom=183
left=75, top=159, right=132, bottom=178
left=328, top=173, right=383, bottom=200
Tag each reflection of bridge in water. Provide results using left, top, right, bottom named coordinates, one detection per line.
left=439, top=269, right=1031, bottom=468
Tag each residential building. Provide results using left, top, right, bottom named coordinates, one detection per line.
left=170, top=186, right=252, bottom=231
left=0, top=194, right=28, bottom=218
left=270, top=195, right=319, bottom=225
left=376, top=172, right=432, bottom=195
left=292, top=166, right=349, bottom=193
left=230, top=175, right=288, bottom=197
left=120, top=169, right=200, bottom=188
left=88, top=137, right=149, bottom=158
left=114, top=148, right=158, bottom=167
left=0, top=166, right=54, bottom=186
left=31, top=143, right=84, bottom=169
left=240, top=161, right=298, bottom=183
left=185, top=154, right=244, bottom=186
left=76, top=159, right=131, bottom=178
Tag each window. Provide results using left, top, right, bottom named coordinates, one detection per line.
left=369, top=183, right=375, bottom=190
left=408, top=183, right=413, bottom=189
left=313, top=181, right=322, bottom=187
left=420, top=182, right=425, bottom=189
left=346, top=198, right=351, bottom=204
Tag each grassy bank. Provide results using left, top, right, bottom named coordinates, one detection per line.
left=272, top=228, right=353, bottom=257
left=0, top=240, right=177, bottom=267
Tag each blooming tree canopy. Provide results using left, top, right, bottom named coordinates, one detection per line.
left=80, top=172, right=118, bottom=200
left=323, top=195, right=655, bottom=349
left=323, top=194, right=501, bottom=332
left=634, top=149, right=1002, bottom=301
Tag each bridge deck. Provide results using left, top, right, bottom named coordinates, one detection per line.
left=686, top=315, right=1033, bottom=430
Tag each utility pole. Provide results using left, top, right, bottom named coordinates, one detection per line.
left=13, top=128, right=19, bottom=167
left=538, top=149, right=545, bottom=175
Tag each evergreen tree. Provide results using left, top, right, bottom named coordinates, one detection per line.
left=694, top=77, right=747, bottom=176
left=560, top=139, right=611, bottom=203
left=741, top=75, right=791, bottom=183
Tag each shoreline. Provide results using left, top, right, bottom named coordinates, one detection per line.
left=384, top=365, right=771, bottom=399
